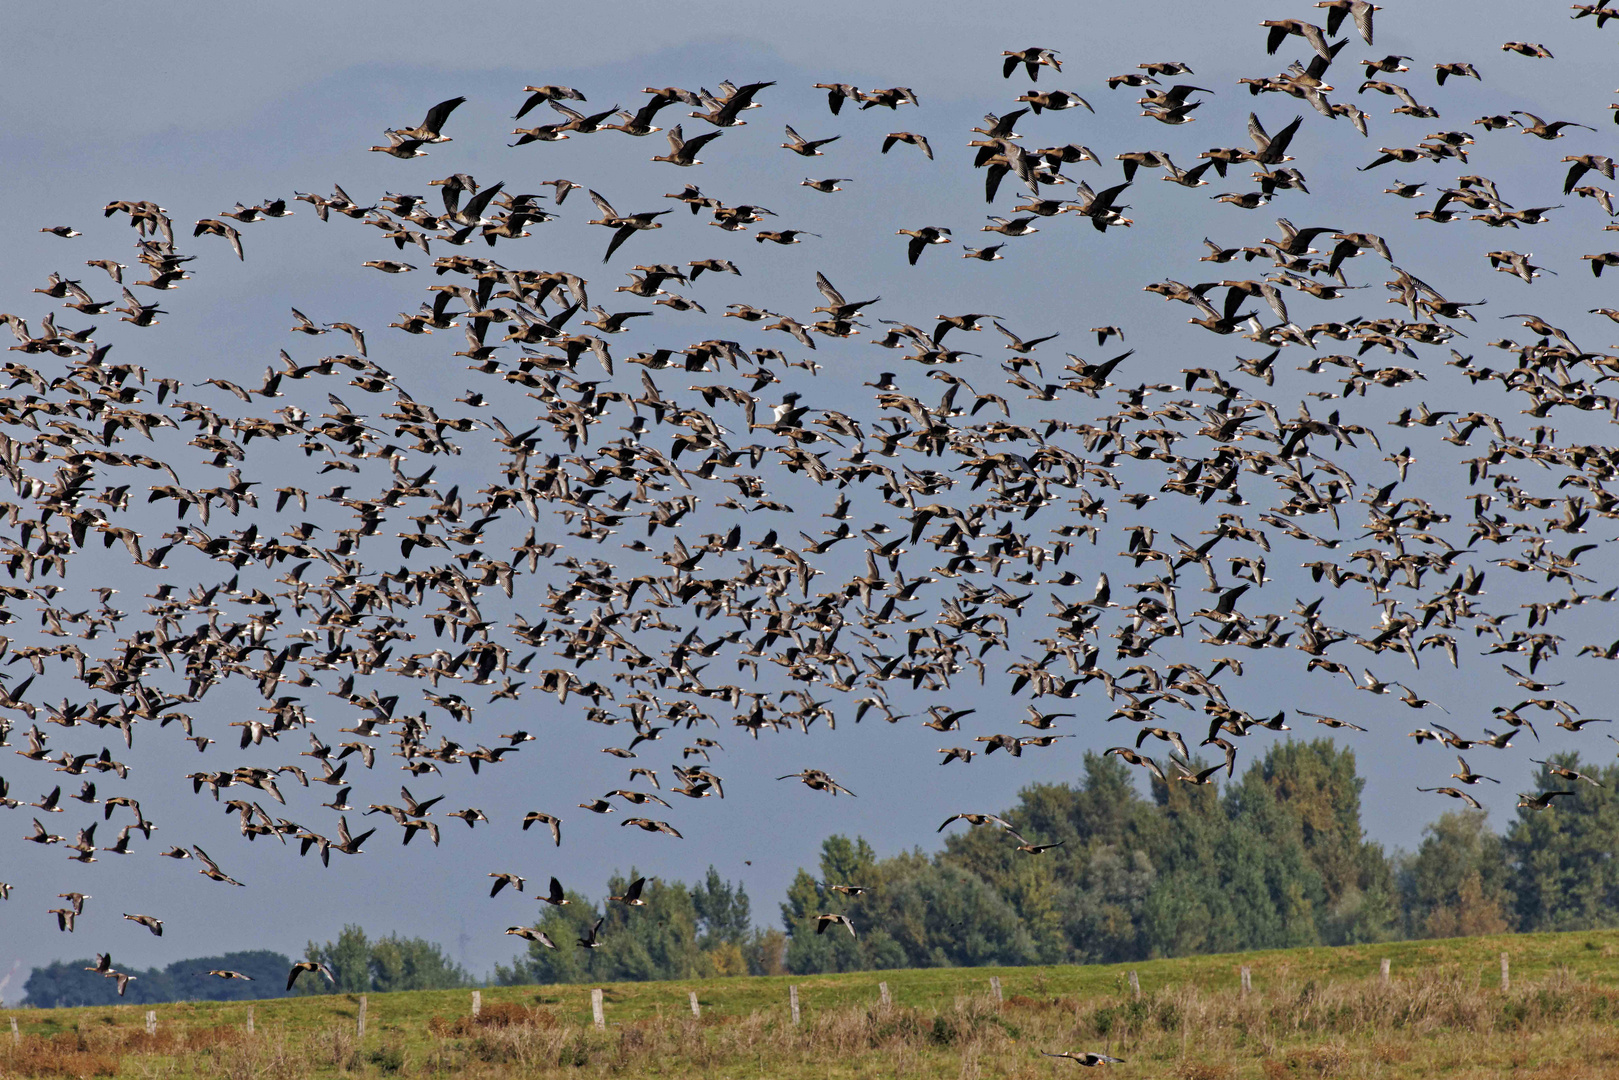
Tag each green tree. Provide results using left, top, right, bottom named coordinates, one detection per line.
left=781, top=836, right=876, bottom=973
left=302, top=925, right=372, bottom=994
left=497, top=872, right=704, bottom=984
left=369, top=934, right=470, bottom=991
left=166, top=951, right=294, bottom=1001
left=1506, top=754, right=1619, bottom=931
left=300, top=927, right=467, bottom=993
left=1232, top=739, right=1398, bottom=944
left=1399, top=810, right=1512, bottom=938
left=691, top=866, right=752, bottom=946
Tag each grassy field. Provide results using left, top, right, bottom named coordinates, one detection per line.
left=7, top=928, right=1619, bottom=1077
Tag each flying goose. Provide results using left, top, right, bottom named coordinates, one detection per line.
left=522, top=811, right=562, bottom=846
left=815, top=912, right=856, bottom=936
left=489, top=872, right=525, bottom=897
left=609, top=876, right=647, bottom=906
left=1041, top=1051, right=1126, bottom=1066
left=506, top=926, right=557, bottom=948
left=287, top=960, right=335, bottom=990
left=881, top=132, right=933, bottom=160
left=393, top=96, right=466, bottom=143
left=123, top=913, right=163, bottom=936
left=897, top=227, right=951, bottom=264
left=782, top=125, right=840, bottom=156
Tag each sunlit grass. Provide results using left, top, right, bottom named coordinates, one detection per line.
left=9, top=928, right=1619, bottom=1076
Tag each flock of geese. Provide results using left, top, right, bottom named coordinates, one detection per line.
left=2, top=0, right=1619, bottom=1006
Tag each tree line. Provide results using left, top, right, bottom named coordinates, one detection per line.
left=25, top=741, right=1619, bottom=1002
left=504, top=742, right=1619, bottom=980
left=22, top=929, right=470, bottom=1008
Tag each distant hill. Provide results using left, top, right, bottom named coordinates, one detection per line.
left=22, top=950, right=291, bottom=1007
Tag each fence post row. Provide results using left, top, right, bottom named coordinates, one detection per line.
left=1380, top=958, right=1390, bottom=984
left=1128, top=970, right=1140, bottom=999
left=471, top=990, right=481, bottom=1018
left=879, top=981, right=890, bottom=1007
left=789, top=984, right=801, bottom=1026
left=357, top=994, right=367, bottom=1038
left=1501, top=953, right=1510, bottom=992
left=989, top=976, right=1003, bottom=1003
left=689, top=990, right=700, bottom=1018
left=1240, top=966, right=1251, bottom=997
left=591, top=988, right=605, bottom=1031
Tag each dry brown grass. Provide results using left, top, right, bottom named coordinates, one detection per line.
left=7, top=969, right=1619, bottom=1077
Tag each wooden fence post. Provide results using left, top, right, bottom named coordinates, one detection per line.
left=471, top=990, right=481, bottom=1018
left=1380, top=958, right=1390, bottom=984
left=246, top=1007, right=254, bottom=1035
left=879, top=981, right=890, bottom=1007
left=145, top=1011, right=156, bottom=1036
left=1128, top=971, right=1140, bottom=999
left=11, top=1016, right=19, bottom=1045
left=689, top=991, right=700, bottom=1018
left=1501, top=953, right=1510, bottom=991
left=357, top=995, right=367, bottom=1038
left=1240, top=966, right=1251, bottom=997
left=591, top=988, right=605, bottom=1031
left=989, top=976, right=1003, bottom=1003
left=789, top=984, right=801, bottom=1026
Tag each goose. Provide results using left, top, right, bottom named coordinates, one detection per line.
left=506, top=926, right=557, bottom=948
left=489, top=872, right=526, bottom=897
left=193, top=219, right=244, bottom=260
left=782, top=125, right=840, bottom=156
left=812, top=83, right=860, bottom=114
left=1017, top=90, right=1093, bottom=115
left=539, top=876, right=571, bottom=907
left=652, top=125, right=723, bottom=167
left=1002, top=47, right=1062, bottom=81
left=123, top=913, right=163, bottom=936
left=897, top=227, right=951, bottom=264
left=368, top=131, right=430, bottom=158
left=983, top=216, right=1041, bottom=236
left=1260, top=20, right=1333, bottom=61
left=815, top=913, right=856, bottom=936
left=515, top=85, right=585, bottom=120
left=286, top=960, right=335, bottom=990
left=522, top=812, right=562, bottom=846
left=393, top=96, right=465, bottom=143
left=1316, top=1, right=1378, bottom=45
left=1041, top=1051, right=1126, bottom=1066
left=778, top=768, right=856, bottom=795
left=860, top=86, right=919, bottom=110
left=621, top=817, right=683, bottom=837
left=607, top=788, right=671, bottom=808
left=1417, top=786, right=1483, bottom=809
left=1434, top=62, right=1481, bottom=85
left=610, top=876, right=647, bottom=906
left=938, top=812, right=1017, bottom=833
left=881, top=132, right=933, bottom=160
left=1512, top=112, right=1595, bottom=140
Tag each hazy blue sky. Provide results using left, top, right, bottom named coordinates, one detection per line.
left=2, top=1, right=1617, bottom=1000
